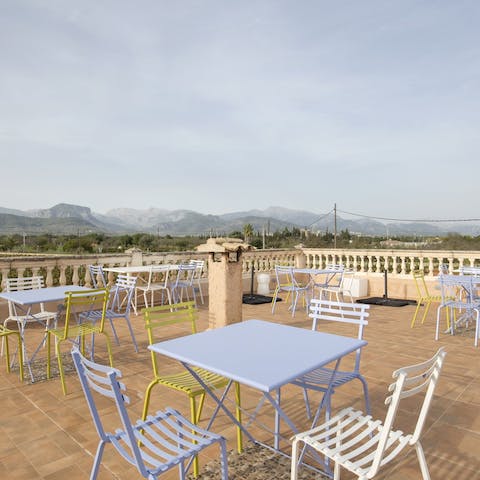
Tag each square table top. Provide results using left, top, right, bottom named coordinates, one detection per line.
left=149, top=319, right=367, bottom=392
left=0, top=285, right=90, bottom=305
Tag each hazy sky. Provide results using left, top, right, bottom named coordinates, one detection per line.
left=1, top=0, right=479, bottom=220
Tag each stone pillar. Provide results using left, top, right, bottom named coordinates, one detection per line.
left=197, top=238, right=252, bottom=329
left=294, top=244, right=306, bottom=268
left=126, top=248, right=143, bottom=266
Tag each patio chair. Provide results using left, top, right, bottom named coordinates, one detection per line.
left=88, top=265, right=107, bottom=288
left=338, top=269, right=355, bottom=303
left=272, top=265, right=309, bottom=317
left=0, top=326, right=24, bottom=381
left=2, top=276, right=57, bottom=371
left=436, top=274, right=480, bottom=347
left=312, top=265, right=345, bottom=302
left=291, top=347, right=447, bottom=480
left=80, top=275, right=139, bottom=352
left=411, top=270, right=445, bottom=328
left=71, top=348, right=228, bottom=480
left=189, top=259, right=205, bottom=304
left=142, top=301, right=240, bottom=477
left=170, top=264, right=197, bottom=305
left=46, top=288, right=113, bottom=395
left=135, top=265, right=172, bottom=310
left=290, top=299, right=370, bottom=421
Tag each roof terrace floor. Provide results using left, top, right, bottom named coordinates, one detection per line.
left=0, top=297, right=479, bottom=479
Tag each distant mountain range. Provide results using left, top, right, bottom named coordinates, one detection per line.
left=0, top=203, right=478, bottom=236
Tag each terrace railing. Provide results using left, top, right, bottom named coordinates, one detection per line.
left=1, top=247, right=480, bottom=295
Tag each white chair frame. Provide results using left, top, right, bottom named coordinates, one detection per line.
left=135, top=265, right=172, bottom=310
left=291, top=348, right=447, bottom=480
left=2, top=276, right=57, bottom=381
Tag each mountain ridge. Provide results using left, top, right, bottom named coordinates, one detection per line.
left=0, top=203, right=478, bottom=236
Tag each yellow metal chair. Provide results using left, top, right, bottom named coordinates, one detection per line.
left=0, top=326, right=24, bottom=381
left=46, top=288, right=112, bottom=395
left=142, top=301, right=242, bottom=476
left=411, top=271, right=449, bottom=328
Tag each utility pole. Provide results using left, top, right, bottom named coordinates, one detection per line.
left=334, top=203, right=337, bottom=249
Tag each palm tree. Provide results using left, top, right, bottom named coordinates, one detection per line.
left=243, top=223, right=254, bottom=243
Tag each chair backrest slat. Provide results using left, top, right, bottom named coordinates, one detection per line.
left=370, top=347, right=446, bottom=476
left=88, top=265, right=107, bottom=288
left=62, top=289, right=109, bottom=340
left=309, top=299, right=369, bottom=372
left=143, top=301, right=197, bottom=378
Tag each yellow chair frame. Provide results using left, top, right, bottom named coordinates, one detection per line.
left=0, top=326, right=23, bottom=381
left=142, top=301, right=242, bottom=476
left=411, top=271, right=449, bottom=328
left=46, top=288, right=113, bottom=395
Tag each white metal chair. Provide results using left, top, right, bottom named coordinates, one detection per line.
left=71, top=348, right=229, bottom=480
left=271, top=265, right=310, bottom=317
left=291, top=299, right=370, bottom=421
left=313, top=265, right=345, bottom=302
left=436, top=274, right=480, bottom=346
left=291, top=347, right=447, bottom=480
left=170, top=264, right=197, bottom=305
left=2, top=276, right=57, bottom=380
left=339, top=269, right=355, bottom=303
left=135, top=265, right=172, bottom=310
left=189, top=259, right=205, bottom=304
left=88, top=265, right=107, bottom=288
left=81, top=275, right=139, bottom=352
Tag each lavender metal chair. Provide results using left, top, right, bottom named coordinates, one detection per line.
left=81, top=275, right=139, bottom=352
left=271, top=265, right=310, bottom=317
left=71, top=348, right=228, bottom=480
left=291, top=299, right=370, bottom=421
left=170, top=264, right=197, bottom=305
left=88, top=265, right=107, bottom=288
left=436, top=274, right=480, bottom=346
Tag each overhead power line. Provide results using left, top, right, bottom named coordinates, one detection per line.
left=307, top=208, right=334, bottom=228
left=337, top=209, right=480, bottom=224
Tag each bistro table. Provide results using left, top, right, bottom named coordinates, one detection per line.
left=0, top=285, right=88, bottom=382
left=149, top=319, right=367, bottom=474
left=103, top=264, right=181, bottom=313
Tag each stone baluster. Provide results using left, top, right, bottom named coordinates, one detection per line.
left=59, top=265, right=67, bottom=286
left=400, top=256, right=406, bottom=275
left=0, top=268, right=10, bottom=290
left=45, top=265, right=54, bottom=286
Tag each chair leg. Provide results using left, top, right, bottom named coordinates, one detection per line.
left=290, top=437, right=300, bottom=480
left=218, top=436, right=229, bottom=480
left=3, top=332, right=10, bottom=373
left=108, top=318, right=120, bottom=346
left=16, top=332, right=24, bottom=381
left=234, top=381, right=243, bottom=453
left=415, top=441, right=431, bottom=480
left=46, top=332, right=52, bottom=379
left=55, top=339, right=68, bottom=395
left=358, top=375, right=371, bottom=415
left=189, top=396, right=200, bottom=477
left=302, top=387, right=312, bottom=419
left=411, top=298, right=423, bottom=328
left=90, top=440, right=107, bottom=480
left=102, top=332, right=114, bottom=367
left=420, top=299, right=432, bottom=325
left=122, top=315, right=138, bottom=353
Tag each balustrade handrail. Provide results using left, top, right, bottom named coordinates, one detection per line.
left=1, top=247, right=480, bottom=290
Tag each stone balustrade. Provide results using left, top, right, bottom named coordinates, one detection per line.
left=301, top=248, right=480, bottom=276
left=1, top=247, right=480, bottom=300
